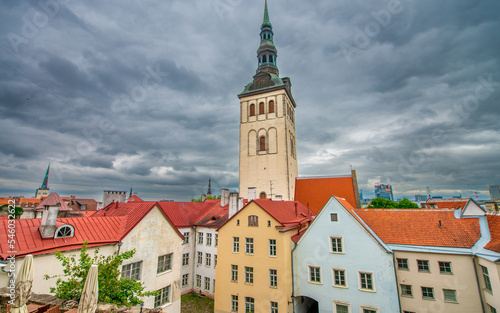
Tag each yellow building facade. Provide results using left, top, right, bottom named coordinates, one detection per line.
left=214, top=200, right=312, bottom=313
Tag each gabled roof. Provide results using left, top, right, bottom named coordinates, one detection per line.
left=484, top=215, right=500, bottom=253
left=0, top=216, right=125, bottom=259
left=295, top=175, right=359, bottom=213
left=127, top=195, right=144, bottom=203
left=35, top=193, right=71, bottom=211
left=422, top=198, right=469, bottom=210
left=92, top=201, right=183, bottom=239
left=354, top=209, right=481, bottom=248
left=67, top=199, right=98, bottom=211
left=157, top=199, right=229, bottom=228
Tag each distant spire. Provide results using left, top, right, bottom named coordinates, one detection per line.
left=263, top=0, right=270, bottom=25
left=207, top=178, right=212, bottom=197
left=129, top=185, right=133, bottom=198
left=40, top=164, right=50, bottom=190
left=256, top=0, right=278, bottom=75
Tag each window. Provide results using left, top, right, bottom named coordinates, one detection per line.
left=488, top=305, right=497, bottom=313
left=397, top=258, right=409, bottom=270
left=417, top=260, right=430, bottom=272
left=422, top=287, right=434, bottom=299
left=55, top=225, right=74, bottom=238
left=122, top=261, right=142, bottom=280
left=245, top=238, right=254, bottom=254
left=182, top=253, right=189, bottom=266
left=336, top=304, right=348, bottom=313
left=269, top=239, right=277, bottom=256
left=197, top=252, right=203, bottom=265
left=330, top=236, right=343, bottom=253
left=204, top=277, right=210, bottom=291
left=259, top=136, right=266, bottom=151
left=205, top=253, right=212, bottom=267
left=215, top=255, right=217, bottom=267
left=245, top=297, right=254, bottom=313
left=154, top=285, right=170, bottom=307
left=245, top=267, right=254, bottom=284
left=231, top=265, right=238, bottom=282
left=215, top=234, right=218, bottom=247
left=270, top=269, right=277, bottom=288
left=259, top=192, right=266, bottom=199
left=267, top=220, right=271, bottom=227
left=182, top=274, right=188, bottom=287
left=269, top=100, right=275, bottom=113
left=231, top=295, right=238, bottom=312
left=360, top=272, right=374, bottom=291
left=207, top=233, right=212, bottom=246
left=157, top=253, right=172, bottom=273
left=333, top=269, right=346, bottom=287
left=259, top=102, right=265, bottom=114
left=363, top=310, right=377, bottom=313
left=401, top=284, right=412, bottom=297
left=248, top=215, right=258, bottom=226
left=237, top=219, right=240, bottom=226
left=183, top=232, right=189, bottom=244
left=439, top=261, right=452, bottom=274
left=481, top=265, right=492, bottom=291
left=233, top=237, right=240, bottom=253
left=309, top=266, right=321, bottom=283
left=443, top=289, right=457, bottom=302
left=270, top=301, right=278, bottom=313
left=198, top=232, right=204, bottom=244
left=196, top=275, right=201, bottom=288
left=249, top=104, right=255, bottom=116
left=330, top=213, right=338, bottom=221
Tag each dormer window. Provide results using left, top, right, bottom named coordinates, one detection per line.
left=55, top=225, right=74, bottom=238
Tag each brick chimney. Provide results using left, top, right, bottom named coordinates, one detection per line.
left=221, top=189, right=229, bottom=207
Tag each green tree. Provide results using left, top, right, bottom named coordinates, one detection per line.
left=397, top=198, right=419, bottom=208
left=368, top=197, right=398, bottom=208
left=191, top=195, right=221, bottom=202
left=0, top=204, right=23, bottom=219
left=44, top=242, right=156, bottom=307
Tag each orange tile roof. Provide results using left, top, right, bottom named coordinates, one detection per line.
left=127, top=195, right=144, bottom=203
left=157, top=199, right=230, bottom=228
left=484, top=215, right=500, bottom=253
left=0, top=216, right=125, bottom=259
left=35, top=193, right=71, bottom=211
left=295, top=176, right=359, bottom=213
left=422, top=198, right=469, bottom=210
left=251, top=199, right=315, bottom=226
left=354, top=209, right=481, bottom=248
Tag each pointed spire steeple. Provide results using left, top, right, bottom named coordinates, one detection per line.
left=256, top=0, right=278, bottom=76
left=262, top=0, right=271, bottom=27
left=40, top=164, right=50, bottom=190
left=207, top=178, right=212, bottom=197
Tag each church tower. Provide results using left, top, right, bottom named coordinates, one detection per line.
left=238, top=1, right=298, bottom=201
left=35, top=164, right=50, bottom=199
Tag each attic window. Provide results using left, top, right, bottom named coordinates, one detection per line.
left=248, top=215, right=259, bottom=227
left=330, top=213, right=338, bottom=222
left=55, top=225, right=74, bottom=238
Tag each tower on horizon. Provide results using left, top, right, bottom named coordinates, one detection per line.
left=238, top=1, right=298, bottom=201
left=35, top=164, right=50, bottom=199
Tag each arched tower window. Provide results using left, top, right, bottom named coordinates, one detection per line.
left=250, top=104, right=256, bottom=116
left=259, top=192, right=267, bottom=199
left=259, top=136, right=266, bottom=151
left=262, top=55, right=267, bottom=63
left=269, top=55, right=273, bottom=63
left=269, top=100, right=275, bottom=113
left=259, top=102, right=265, bottom=114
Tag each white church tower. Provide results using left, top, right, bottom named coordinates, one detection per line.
left=238, top=1, right=298, bottom=201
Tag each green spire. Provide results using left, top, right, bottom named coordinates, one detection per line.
left=257, top=0, right=278, bottom=75
left=263, top=0, right=271, bottom=26
left=40, top=164, right=50, bottom=190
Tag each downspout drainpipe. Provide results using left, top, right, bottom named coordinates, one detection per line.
left=291, top=240, right=297, bottom=313
left=191, top=226, right=197, bottom=293
left=472, top=255, right=486, bottom=313
left=392, top=253, right=402, bottom=313
left=117, top=242, right=123, bottom=255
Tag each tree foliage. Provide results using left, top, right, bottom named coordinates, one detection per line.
left=44, top=242, right=156, bottom=307
left=368, top=197, right=418, bottom=209
left=191, top=195, right=221, bottom=202
left=0, top=204, right=23, bottom=219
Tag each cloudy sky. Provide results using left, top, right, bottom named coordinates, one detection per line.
left=1, top=0, right=499, bottom=202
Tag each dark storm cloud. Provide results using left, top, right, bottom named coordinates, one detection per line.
left=0, top=0, right=499, bottom=201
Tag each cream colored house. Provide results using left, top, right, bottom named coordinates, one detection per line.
left=0, top=196, right=184, bottom=311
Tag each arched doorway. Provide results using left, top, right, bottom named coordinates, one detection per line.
left=294, top=296, right=318, bottom=313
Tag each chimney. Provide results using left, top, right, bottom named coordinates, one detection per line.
left=202, top=194, right=207, bottom=202
left=39, top=204, right=59, bottom=238
left=275, top=195, right=282, bottom=201
left=238, top=197, right=244, bottom=211
left=229, top=192, right=239, bottom=219
left=221, top=189, right=229, bottom=207
left=248, top=187, right=257, bottom=201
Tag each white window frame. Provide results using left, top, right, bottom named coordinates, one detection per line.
left=206, top=253, right=212, bottom=267
left=333, top=300, right=351, bottom=313
left=245, top=237, right=254, bottom=255
left=269, top=239, right=277, bottom=257
left=308, top=265, right=322, bottom=284
left=360, top=305, right=379, bottom=313
left=198, top=232, right=204, bottom=244
left=122, top=261, right=142, bottom=280
left=207, top=233, right=212, bottom=246
left=183, top=232, right=189, bottom=244
left=182, top=253, right=189, bottom=267
left=329, top=236, right=344, bottom=254
left=233, top=237, right=240, bottom=253
left=332, top=267, right=348, bottom=288
left=358, top=271, right=375, bottom=292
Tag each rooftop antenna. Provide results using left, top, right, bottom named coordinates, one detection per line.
left=270, top=181, right=273, bottom=199
left=426, top=186, right=431, bottom=199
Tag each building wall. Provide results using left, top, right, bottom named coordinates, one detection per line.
left=120, top=206, right=183, bottom=311
left=0, top=245, right=116, bottom=294
left=476, top=257, right=500, bottom=312
left=294, top=198, right=399, bottom=313
left=179, top=226, right=195, bottom=294
left=214, top=202, right=295, bottom=313
left=395, top=250, right=482, bottom=313
left=239, top=89, right=298, bottom=201
left=192, top=226, right=218, bottom=297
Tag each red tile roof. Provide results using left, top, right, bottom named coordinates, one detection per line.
left=484, top=215, right=500, bottom=253
left=157, top=199, right=229, bottom=228
left=0, top=216, right=125, bottom=259
left=251, top=199, right=315, bottom=226
left=92, top=202, right=184, bottom=239
left=354, top=209, right=481, bottom=248
left=127, top=195, right=144, bottom=203
left=35, top=193, right=71, bottom=211
left=295, top=176, right=359, bottom=214
left=422, top=198, right=469, bottom=210
left=67, top=199, right=98, bottom=211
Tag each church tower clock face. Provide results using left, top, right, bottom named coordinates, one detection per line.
left=238, top=1, right=298, bottom=201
